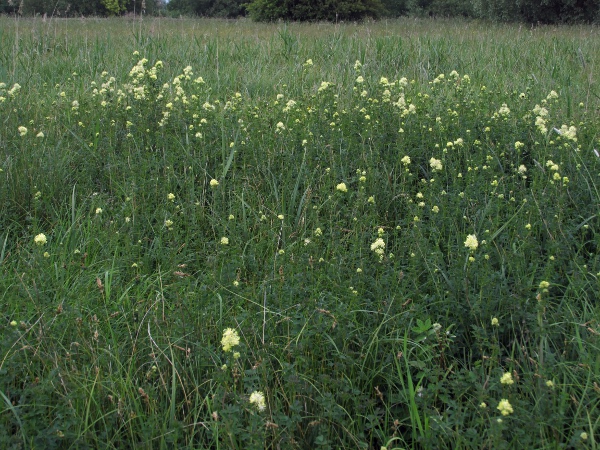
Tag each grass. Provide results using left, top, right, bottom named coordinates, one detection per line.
left=1, top=15, right=599, bottom=449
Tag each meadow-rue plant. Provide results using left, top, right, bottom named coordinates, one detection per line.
left=34, top=233, right=47, bottom=246
left=210, top=179, right=219, bottom=187
left=429, top=157, right=443, bottom=171
left=336, top=182, right=347, bottom=192
left=249, top=391, right=266, bottom=411
left=497, top=399, right=514, bottom=416
left=491, top=317, right=499, bottom=326
left=220, top=237, right=229, bottom=245
left=464, top=234, right=478, bottom=251
left=500, top=372, right=514, bottom=385
left=18, top=126, right=27, bottom=136
left=221, top=328, right=240, bottom=352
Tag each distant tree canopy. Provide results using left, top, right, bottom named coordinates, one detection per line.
left=166, top=0, right=246, bottom=18
left=1, top=0, right=598, bottom=24
left=246, top=0, right=385, bottom=22
left=244, top=0, right=599, bottom=23
left=0, top=0, right=162, bottom=16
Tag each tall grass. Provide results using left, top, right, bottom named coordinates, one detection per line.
left=1, top=16, right=599, bottom=449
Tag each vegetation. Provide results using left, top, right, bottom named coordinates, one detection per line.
left=1, top=17, right=599, bottom=449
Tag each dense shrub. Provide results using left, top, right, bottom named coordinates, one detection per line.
left=246, top=0, right=385, bottom=22
left=406, top=0, right=474, bottom=17
left=167, top=0, right=246, bottom=18
left=472, top=0, right=600, bottom=23
left=0, top=0, right=160, bottom=16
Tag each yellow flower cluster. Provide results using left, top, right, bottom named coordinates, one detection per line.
left=249, top=391, right=266, bottom=411
left=221, top=328, right=240, bottom=352
left=464, top=234, right=478, bottom=251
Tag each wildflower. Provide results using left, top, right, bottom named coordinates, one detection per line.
left=480, top=402, right=487, bottom=408
left=249, top=391, right=266, bottom=411
left=303, top=59, right=313, bottom=67
left=500, top=372, right=514, bottom=385
left=464, top=234, right=478, bottom=251
left=432, top=206, right=439, bottom=213
left=491, top=317, right=499, bottom=326
left=10, top=320, right=17, bottom=327
left=401, top=155, right=411, bottom=166
left=34, top=233, right=47, bottom=246
left=164, top=219, right=173, bottom=228
left=497, top=399, right=514, bottom=416
left=581, top=432, right=588, bottom=440
left=277, top=214, right=284, bottom=220
left=233, top=280, right=239, bottom=287
left=221, top=328, right=240, bottom=352
left=525, top=223, right=532, bottom=230
left=210, top=179, right=219, bottom=187
left=498, top=103, right=510, bottom=116
left=314, top=227, right=323, bottom=237
left=36, top=132, right=44, bottom=138
left=8, top=83, right=21, bottom=96
left=356, top=76, right=364, bottom=83
left=429, top=157, right=443, bottom=172
left=368, top=196, right=375, bottom=204
left=167, top=193, right=175, bottom=201
left=336, top=183, right=347, bottom=193
left=546, top=380, right=554, bottom=388
left=220, top=237, right=229, bottom=245
left=317, top=81, right=331, bottom=93
left=539, top=280, right=550, bottom=290
left=95, top=208, right=103, bottom=215
left=18, top=126, right=27, bottom=136
left=371, top=238, right=386, bottom=260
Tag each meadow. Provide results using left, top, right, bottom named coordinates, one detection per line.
left=0, top=16, right=599, bottom=449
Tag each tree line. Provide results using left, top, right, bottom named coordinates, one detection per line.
left=0, top=0, right=163, bottom=16
left=1, top=0, right=598, bottom=24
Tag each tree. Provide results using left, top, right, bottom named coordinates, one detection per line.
left=167, top=0, right=246, bottom=17
left=246, top=0, right=385, bottom=22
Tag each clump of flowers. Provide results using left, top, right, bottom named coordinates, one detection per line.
left=221, top=328, right=240, bottom=352
left=370, top=237, right=386, bottom=261
left=34, top=233, right=47, bottom=246
left=249, top=391, right=266, bottom=411
left=464, top=234, right=478, bottom=251
left=500, top=372, right=514, bottom=385
left=336, top=182, right=347, bottom=193
left=210, top=179, right=219, bottom=187
left=429, top=157, right=443, bottom=172
left=497, top=399, right=514, bottom=416
left=18, top=126, right=28, bottom=136
left=220, top=237, right=229, bottom=245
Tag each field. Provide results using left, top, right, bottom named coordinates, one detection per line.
left=1, top=16, right=599, bottom=449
